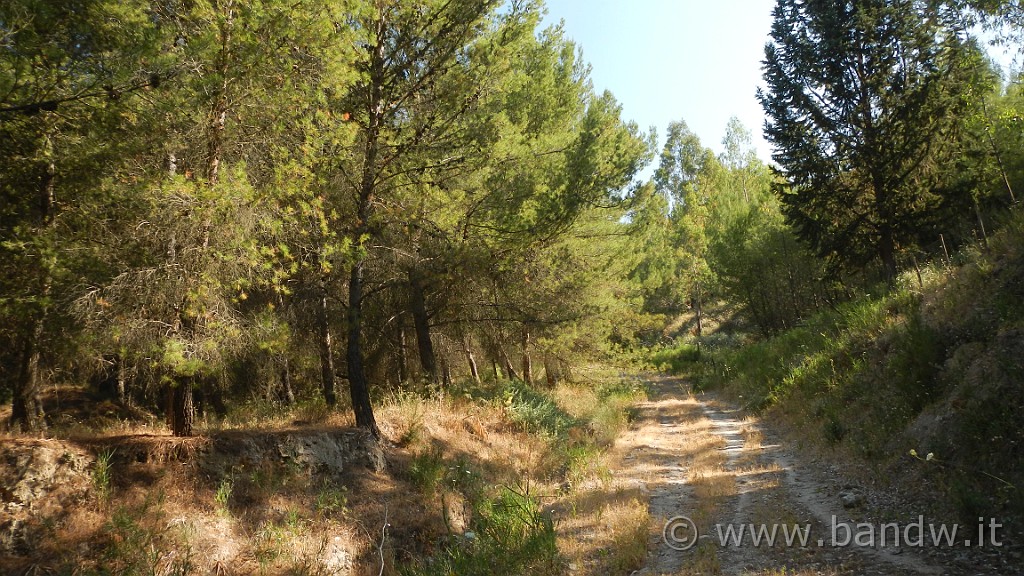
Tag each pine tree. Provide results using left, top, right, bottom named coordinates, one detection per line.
left=759, top=0, right=985, bottom=280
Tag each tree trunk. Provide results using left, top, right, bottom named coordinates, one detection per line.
left=276, top=293, right=294, bottom=404
left=879, top=227, right=897, bottom=285
left=500, top=347, right=520, bottom=381
left=521, top=327, right=533, bottom=385
left=982, top=99, right=1017, bottom=205
left=442, top=361, right=452, bottom=388
left=397, top=322, right=409, bottom=385
left=409, top=272, right=438, bottom=383
left=315, top=284, right=337, bottom=406
left=167, top=377, right=195, bottom=437
left=464, top=337, right=480, bottom=384
left=206, top=0, right=233, bottom=184
left=347, top=260, right=380, bottom=437
left=341, top=10, right=386, bottom=439
left=694, top=272, right=703, bottom=357
left=279, top=358, right=295, bottom=405
left=544, top=354, right=559, bottom=388
left=12, top=324, right=46, bottom=433
left=115, top=355, right=127, bottom=405
left=10, top=137, right=56, bottom=433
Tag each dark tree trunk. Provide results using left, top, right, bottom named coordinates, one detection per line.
left=167, top=377, right=194, bottom=437
left=341, top=10, right=386, bottom=439
left=694, top=272, right=703, bottom=357
left=206, top=375, right=228, bottom=418
left=206, top=0, right=233, bottom=184
left=276, top=292, right=294, bottom=405
left=442, top=361, right=452, bottom=388
left=315, top=284, right=337, bottom=407
left=10, top=139, right=55, bottom=433
left=500, top=347, right=520, bottom=381
left=347, top=261, right=380, bottom=437
left=544, top=354, right=559, bottom=388
left=409, top=272, right=438, bottom=383
left=879, top=225, right=897, bottom=286
left=12, top=326, right=46, bottom=433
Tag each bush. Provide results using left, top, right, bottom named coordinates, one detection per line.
left=404, top=486, right=560, bottom=576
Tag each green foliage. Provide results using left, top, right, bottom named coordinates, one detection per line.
left=314, top=480, right=348, bottom=518
left=760, top=0, right=993, bottom=280
left=214, top=474, right=234, bottom=513
left=500, top=380, right=577, bottom=436
left=404, top=486, right=560, bottom=576
left=92, top=449, right=115, bottom=504
left=650, top=341, right=702, bottom=373
left=698, top=211, right=1024, bottom=518
left=408, top=448, right=449, bottom=496
left=93, top=493, right=197, bottom=576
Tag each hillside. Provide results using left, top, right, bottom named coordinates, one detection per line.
left=685, top=210, right=1024, bottom=538
left=0, top=378, right=649, bottom=575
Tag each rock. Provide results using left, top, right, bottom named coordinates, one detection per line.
left=0, top=442, right=92, bottom=554
left=839, top=490, right=863, bottom=508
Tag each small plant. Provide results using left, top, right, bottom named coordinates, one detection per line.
left=101, top=494, right=178, bottom=576
left=408, top=448, right=447, bottom=496
left=501, top=381, right=576, bottom=436
left=314, top=481, right=348, bottom=517
left=93, top=448, right=115, bottom=504
left=214, top=474, right=234, bottom=513
left=404, top=485, right=560, bottom=576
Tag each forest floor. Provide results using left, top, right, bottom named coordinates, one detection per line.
left=614, top=375, right=1017, bottom=576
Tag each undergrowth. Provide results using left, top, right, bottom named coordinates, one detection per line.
left=672, top=214, right=1024, bottom=525
left=399, top=376, right=647, bottom=575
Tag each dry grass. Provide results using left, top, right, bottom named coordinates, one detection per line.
left=2, top=376, right=650, bottom=575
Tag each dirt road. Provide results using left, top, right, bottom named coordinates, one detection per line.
left=610, top=376, right=1011, bottom=576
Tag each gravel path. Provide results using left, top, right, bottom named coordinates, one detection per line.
left=615, top=376, right=972, bottom=576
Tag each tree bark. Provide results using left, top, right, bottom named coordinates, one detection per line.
left=442, top=361, right=452, bottom=388
left=544, top=354, right=558, bottom=388
left=464, top=337, right=480, bottom=384
left=409, top=271, right=438, bottom=383
left=167, top=377, right=195, bottom=437
left=206, top=0, right=233, bottom=184
left=347, top=260, right=379, bottom=437
left=12, top=322, right=47, bottom=433
left=500, top=347, right=520, bottom=381
left=279, top=357, right=295, bottom=405
left=521, top=327, right=533, bottom=385
left=315, top=284, right=337, bottom=406
left=397, top=322, right=409, bottom=385
left=879, top=225, right=897, bottom=285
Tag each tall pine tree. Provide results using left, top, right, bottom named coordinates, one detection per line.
left=759, top=0, right=985, bottom=280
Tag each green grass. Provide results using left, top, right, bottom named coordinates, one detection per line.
left=403, top=486, right=561, bottom=576
left=500, top=380, right=578, bottom=437
left=93, top=448, right=116, bottom=504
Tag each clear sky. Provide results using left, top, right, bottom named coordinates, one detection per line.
left=539, top=0, right=778, bottom=168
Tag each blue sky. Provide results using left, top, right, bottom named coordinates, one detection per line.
left=540, top=0, right=778, bottom=166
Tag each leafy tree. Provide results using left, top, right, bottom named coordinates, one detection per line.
left=639, top=121, right=717, bottom=331
left=332, top=0, right=525, bottom=436
left=759, top=0, right=987, bottom=281
left=0, top=0, right=163, bottom=431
